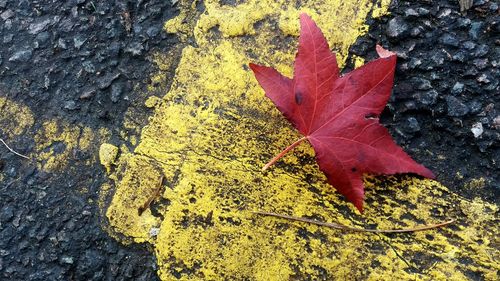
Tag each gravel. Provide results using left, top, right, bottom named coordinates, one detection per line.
left=0, top=0, right=498, bottom=280
left=347, top=0, right=499, bottom=200
left=0, top=0, right=178, bottom=280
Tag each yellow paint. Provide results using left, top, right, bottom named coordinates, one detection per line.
left=103, top=0, right=498, bottom=280
left=0, top=96, right=112, bottom=173
left=0, top=97, right=34, bottom=138
left=34, top=120, right=110, bottom=172
left=99, top=143, right=119, bottom=173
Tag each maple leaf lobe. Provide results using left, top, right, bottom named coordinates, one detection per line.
left=250, top=14, right=435, bottom=212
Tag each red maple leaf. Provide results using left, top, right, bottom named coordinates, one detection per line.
left=249, top=14, right=435, bottom=212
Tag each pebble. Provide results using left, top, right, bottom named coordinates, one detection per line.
left=60, top=256, right=74, bottom=264
left=111, top=83, right=123, bottom=103
left=8, top=50, right=33, bottom=62
left=63, top=100, right=79, bottom=110
left=471, top=122, right=484, bottom=138
left=125, top=41, right=145, bottom=56
left=493, top=116, right=500, bottom=129
left=411, top=77, right=432, bottom=90
left=97, top=72, right=121, bottom=89
left=472, top=44, right=489, bottom=57
left=0, top=9, right=14, bottom=20
left=473, top=58, right=488, bottom=69
left=73, top=36, right=86, bottom=49
left=28, top=19, right=51, bottom=34
left=439, top=33, right=460, bottom=47
left=477, top=73, right=490, bottom=84
left=405, top=117, right=421, bottom=133
left=469, top=22, right=483, bottom=39
left=446, top=96, right=469, bottom=117
left=386, top=17, right=409, bottom=39
left=451, top=82, right=465, bottom=94
left=414, top=90, right=438, bottom=106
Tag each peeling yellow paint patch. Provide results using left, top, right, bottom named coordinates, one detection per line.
left=34, top=120, right=109, bottom=171
left=0, top=97, right=34, bottom=138
left=103, top=0, right=498, bottom=280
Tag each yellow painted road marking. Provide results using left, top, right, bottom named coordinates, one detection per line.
left=102, top=0, right=499, bottom=280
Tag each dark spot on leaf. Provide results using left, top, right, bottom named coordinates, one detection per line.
left=295, top=91, right=303, bottom=105
left=351, top=167, right=357, bottom=172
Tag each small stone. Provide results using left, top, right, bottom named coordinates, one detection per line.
left=79, top=88, right=96, bottom=99
left=462, top=41, right=476, bottom=50
left=490, top=2, right=499, bottom=11
left=28, top=19, right=51, bottom=34
left=3, top=34, right=13, bottom=44
left=408, top=58, right=422, bottom=68
left=430, top=52, right=446, bottom=65
left=451, top=82, right=465, bottom=94
left=0, top=9, right=14, bottom=20
left=82, top=61, right=95, bottom=73
left=411, top=77, right=432, bottom=90
left=61, top=256, right=74, bottom=265
left=477, top=73, right=490, bottom=84
left=146, top=26, right=160, bottom=38
left=63, top=100, right=78, bottom=110
left=111, top=83, right=123, bottom=103
left=386, top=17, right=409, bottom=39
left=149, top=227, right=160, bottom=237
left=437, top=8, right=451, bottom=18
left=493, top=116, right=500, bottom=129
left=439, top=33, right=460, bottom=47
left=125, top=41, right=145, bottom=56
left=469, top=101, right=482, bottom=114
left=8, top=50, right=33, bottom=62
left=414, top=90, right=439, bottom=106
left=404, top=8, right=419, bottom=17
left=471, top=122, right=484, bottom=138
left=405, top=117, right=421, bottom=133
left=73, top=36, right=86, bottom=49
left=416, top=8, right=430, bottom=16
left=0, top=206, right=14, bottom=222
left=57, top=38, right=67, bottom=50
left=469, top=22, right=483, bottom=39
left=446, top=96, right=469, bottom=117
left=452, top=50, right=467, bottom=62
left=410, top=26, right=423, bottom=37
left=472, top=44, right=489, bottom=57
left=403, top=100, right=417, bottom=111
left=97, top=72, right=121, bottom=89
left=35, top=32, right=50, bottom=46
left=456, top=18, right=471, bottom=28
left=99, top=143, right=119, bottom=173
left=473, top=58, right=488, bottom=70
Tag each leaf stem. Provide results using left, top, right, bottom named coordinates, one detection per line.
left=262, top=137, right=308, bottom=171
left=252, top=211, right=455, bottom=233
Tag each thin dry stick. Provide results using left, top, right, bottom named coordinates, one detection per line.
left=138, top=176, right=165, bottom=216
left=0, top=138, right=30, bottom=160
left=253, top=211, right=454, bottom=233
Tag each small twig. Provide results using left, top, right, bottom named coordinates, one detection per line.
left=253, top=211, right=454, bottom=233
left=138, top=176, right=165, bottom=216
left=459, top=0, right=473, bottom=13
left=0, top=138, right=30, bottom=160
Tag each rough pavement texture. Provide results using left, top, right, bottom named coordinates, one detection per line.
left=0, top=0, right=498, bottom=280
left=347, top=0, right=499, bottom=201
left=1, top=0, right=178, bottom=280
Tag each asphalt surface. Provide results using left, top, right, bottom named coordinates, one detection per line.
left=0, top=0, right=498, bottom=280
